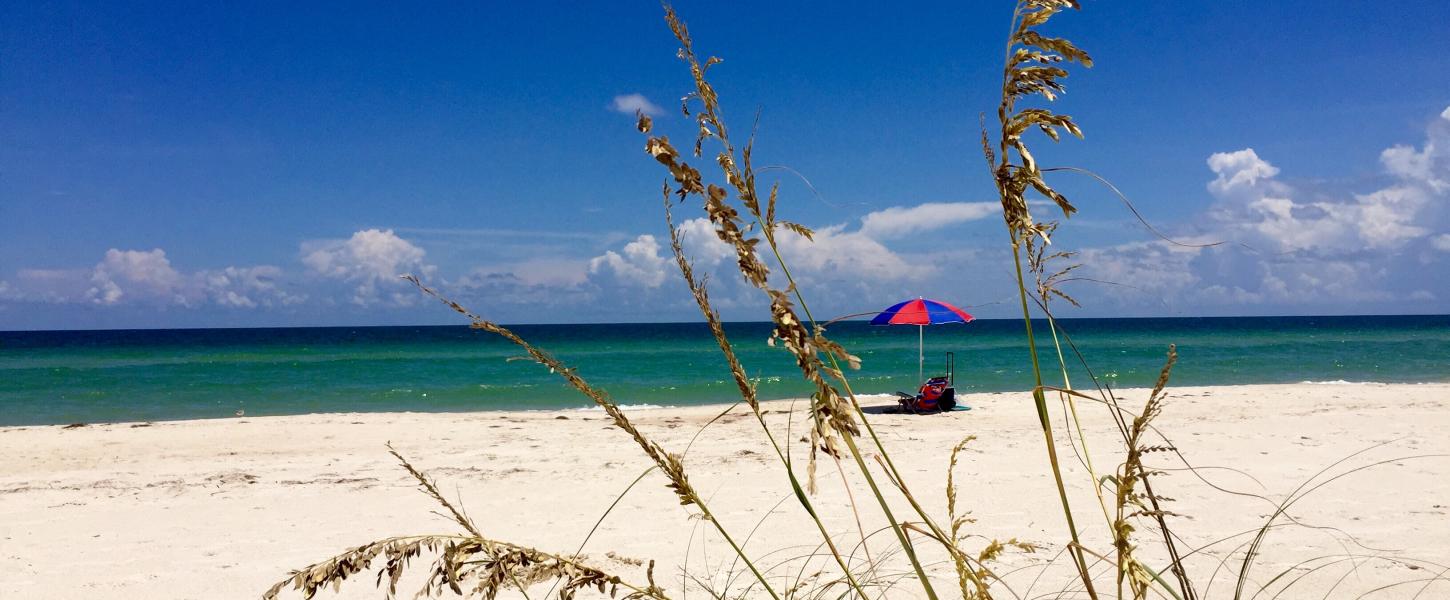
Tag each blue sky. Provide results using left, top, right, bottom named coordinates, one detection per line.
left=3, top=1, right=1449, bottom=329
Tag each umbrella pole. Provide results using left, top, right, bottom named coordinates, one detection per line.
left=918, top=324, right=924, bottom=383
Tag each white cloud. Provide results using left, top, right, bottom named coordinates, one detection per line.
left=1206, top=148, right=1283, bottom=199
left=857, top=202, right=998, bottom=239
left=1379, top=110, right=1448, bottom=193
left=199, top=265, right=302, bottom=308
left=1081, top=106, right=1450, bottom=310
left=8, top=268, right=91, bottom=303
left=505, top=258, right=588, bottom=287
left=1, top=249, right=298, bottom=309
left=1431, top=234, right=1450, bottom=252
left=1351, top=185, right=1432, bottom=248
left=774, top=224, right=932, bottom=282
left=584, top=220, right=752, bottom=293
left=302, top=229, right=434, bottom=305
left=456, top=259, right=588, bottom=292
left=449, top=261, right=594, bottom=314
left=610, top=93, right=664, bottom=117
left=1380, top=144, right=1444, bottom=191
left=584, top=210, right=937, bottom=303
left=587, top=234, right=670, bottom=288
left=1078, top=241, right=1201, bottom=300
left=87, top=249, right=183, bottom=305
left=1205, top=142, right=1438, bottom=253
left=1079, top=237, right=1413, bottom=310
left=675, top=217, right=734, bottom=267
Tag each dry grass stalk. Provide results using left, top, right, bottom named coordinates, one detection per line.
left=945, top=437, right=989, bottom=599
left=984, top=1, right=1099, bottom=596
left=1108, top=346, right=1182, bottom=600
left=1024, top=222, right=1081, bottom=309
left=935, top=436, right=1046, bottom=600
left=386, top=443, right=539, bottom=599
left=992, top=1, right=1091, bottom=243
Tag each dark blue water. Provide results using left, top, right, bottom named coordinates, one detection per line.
left=1, top=315, right=1446, bottom=426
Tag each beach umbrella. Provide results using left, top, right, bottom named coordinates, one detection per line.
left=870, top=297, right=974, bottom=383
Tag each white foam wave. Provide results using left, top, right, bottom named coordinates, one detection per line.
left=1298, top=380, right=1382, bottom=385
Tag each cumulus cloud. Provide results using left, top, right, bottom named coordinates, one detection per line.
left=587, top=234, right=671, bottom=288
left=302, top=229, right=435, bottom=305
left=1206, top=148, right=1284, bottom=199
left=673, top=217, right=735, bottom=267
left=87, top=249, right=183, bottom=305
left=1381, top=144, right=1445, bottom=192
left=0, top=248, right=299, bottom=309
left=1379, top=109, right=1449, bottom=193
left=857, top=202, right=998, bottom=239
left=609, top=93, right=664, bottom=117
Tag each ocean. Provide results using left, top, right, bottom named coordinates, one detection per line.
left=1, top=315, right=1446, bottom=426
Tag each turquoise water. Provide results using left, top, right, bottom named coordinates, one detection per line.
left=1, top=315, right=1447, bottom=426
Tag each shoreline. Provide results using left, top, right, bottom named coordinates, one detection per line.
left=4, top=382, right=1449, bottom=598
left=5, top=379, right=1446, bottom=430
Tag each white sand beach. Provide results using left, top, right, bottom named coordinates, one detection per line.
left=3, top=383, right=1448, bottom=599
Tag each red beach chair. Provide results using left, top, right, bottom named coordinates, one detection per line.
left=895, top=353, right=959, bottom=414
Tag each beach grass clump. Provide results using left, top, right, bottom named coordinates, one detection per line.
left=264, top=446, right=668, bottom=600
left=266, top=2, right=1445, bottom=599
